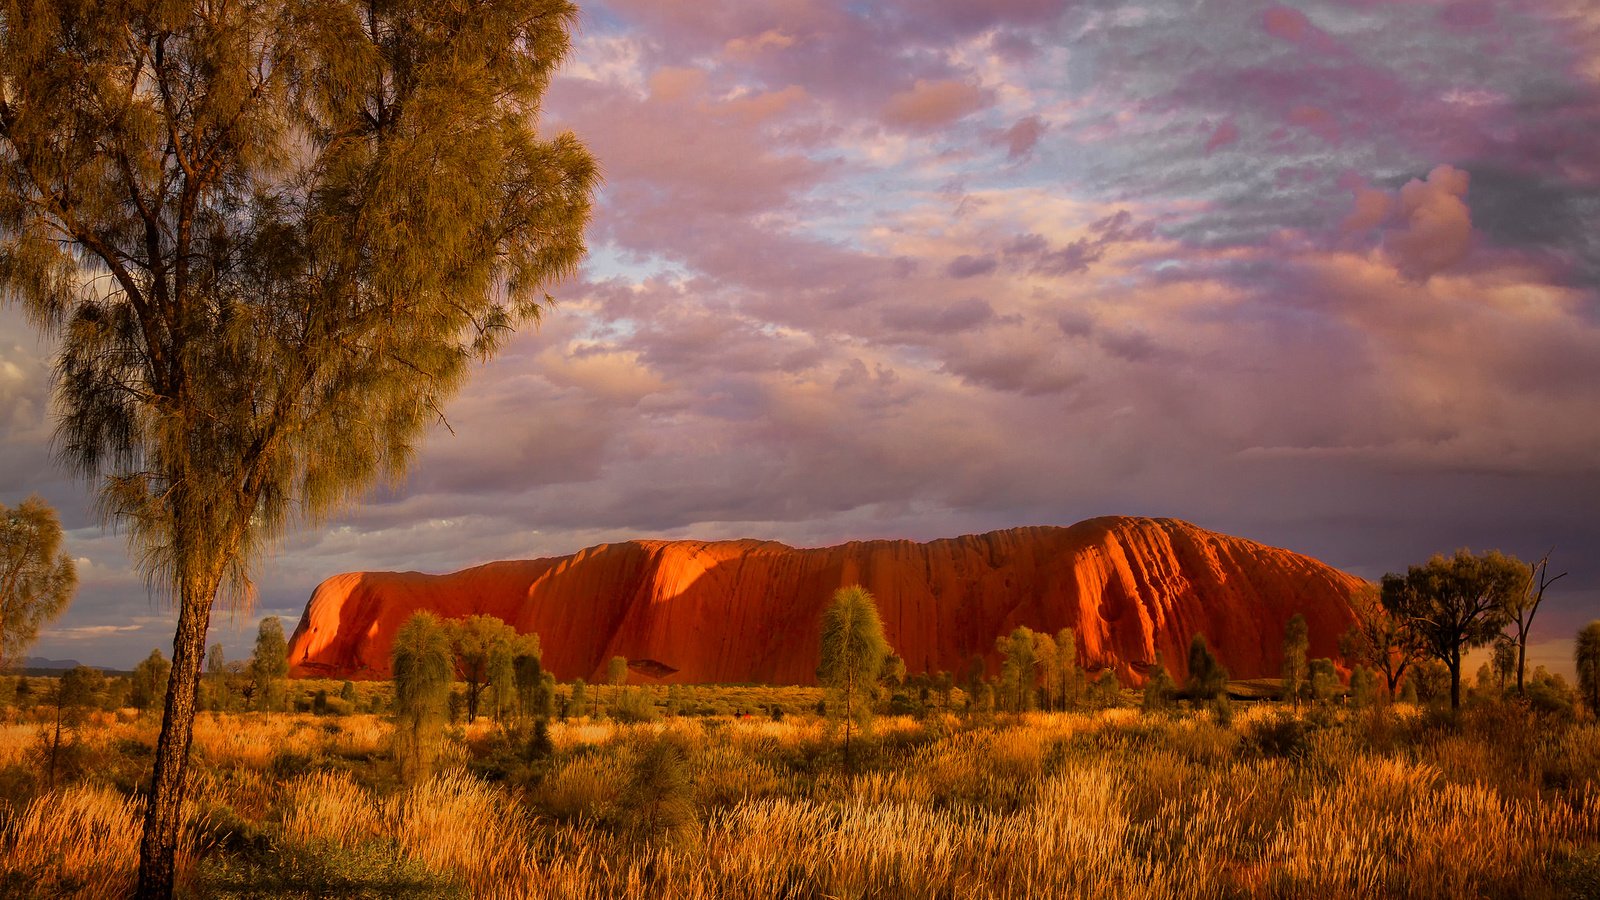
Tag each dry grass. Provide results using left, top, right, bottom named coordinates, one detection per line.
left=1, top=693, right=1596, bottom=898
left=0, top=784, right=201, bottom=899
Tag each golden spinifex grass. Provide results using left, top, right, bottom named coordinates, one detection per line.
left=0, top=700, right=1596, bottom=898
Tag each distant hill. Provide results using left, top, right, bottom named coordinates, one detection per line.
left=22, top=656, right=83, bottom=671
left=287, top=516, right=1366, bottom=685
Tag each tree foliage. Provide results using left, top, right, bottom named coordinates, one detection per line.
left=391, top=611, right=452, bottom=784
left=1340, top=586, right=1424, bottom=700
left=817, top=585, right=890, bottom=768
left=1308, top=658, right=1340, bottom=703
left=1281, top=613, right=1308, bottom=704
left=448, top=615, right=520, bottom=723
left=0, top=496, right=77, bottom=671
left=1381, top=549, right=1524, bottom=710
left=995, top=627, right=1036, bottom=713
left=1141, top=653, right=1177, bottom=712
left=1349, top=665, right=1378, bottom=708
left=511, top=636, right=547, bottom=721
left=0, top=2, right=595, bottom=892
left=1577, top=621, right=1600, bottom=716
left=131, top=649, right=172, bottom=711
left=249, top=617, right=289, bottom=712
left=1185, top=633, right=1228, bottom=702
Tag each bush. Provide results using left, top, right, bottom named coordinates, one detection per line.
left=1244, top=711, right=1314, bottom=760
left=616, top=736, right=698, bottom=847
left=610, top=687, right=659, bottom=724
left=195, top=835, right=467, bottom=899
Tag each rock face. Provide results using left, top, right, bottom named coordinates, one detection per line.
left=285, top=516, right=1365, bottom=684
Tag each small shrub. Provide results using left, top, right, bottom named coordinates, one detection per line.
left=610, top=687, right=659, bottom=724
left=1245, top=711, right=1314, bottom=760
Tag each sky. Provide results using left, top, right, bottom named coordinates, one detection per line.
left=3, top=0, right=1598, bottom=674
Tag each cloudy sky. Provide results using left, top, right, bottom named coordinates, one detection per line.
left=4, top=0, right=1598, bottom=672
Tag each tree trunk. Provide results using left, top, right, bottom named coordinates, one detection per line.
left=135, top=578, right=216, bottom=899
left=1448, top=656, right=1461, bottom=711
left=1516, top=639, right=1527, bottom=694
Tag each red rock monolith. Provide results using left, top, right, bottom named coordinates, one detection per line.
left=284, top=516, right=1365, bottom=684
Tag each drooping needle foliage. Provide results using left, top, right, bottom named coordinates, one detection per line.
left=0, top=1, right=597, bottom=894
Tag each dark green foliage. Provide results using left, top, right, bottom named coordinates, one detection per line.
left=42, top=666, right=106, bottom=788
left=1577, top=621, right=1600, bottom=715
left=1308, top=658, right=1340, bottom=703
left=1185, top=634, right=1228, bottom=701
left=1281, top=614, right=1308, bottom=703
left=1341, top=586, right=1424, bottom=701
left=512, top=641, right=547, bottom=721
left=1245, top=711, right=1314, bottom=760
left=1381, top=549, right=1525, bottom=709
left=1141, top=655, right=1177, bottom=713
left=340, top=681, right=358, bottom=708
left=1410, top=658, right=1450, bottom=706
left=131, top=649, right=171, bottom=711
left=0, top=496, right=77, bottom=671
left=1090, top=670, right=1122, bottom=708
left=1523, top=668, right=1578, bottom=726
left=1349, top=665, right=1379, bottom=708
left=467, top=719, right=556, bottom=786
left=251, top=618, right=290, bottom=712
left=194, top=834, right=467, bottom=899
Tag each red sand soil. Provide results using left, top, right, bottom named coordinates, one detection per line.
left=284, top=516, right=1365, bottom=685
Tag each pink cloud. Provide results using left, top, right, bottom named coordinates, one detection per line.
left=1386, top=164, right=1474, bottom=282
left=647, top=66, right=709, bottom=103
left=1204, top=119, right=1240, bottom=154
left=1341, top=182, right=1392, bottom=233
left=997, top=115, right=1047, bottom=160
left=882, top=78, right=991, bottom=130
left=1262, top=6, right=1311, bottom=42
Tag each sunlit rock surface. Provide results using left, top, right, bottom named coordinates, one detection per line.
left=285, top=516, right=1364, bottom=684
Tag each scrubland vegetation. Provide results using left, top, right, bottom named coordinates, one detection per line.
left=1, top=675, right=1598, bottom=899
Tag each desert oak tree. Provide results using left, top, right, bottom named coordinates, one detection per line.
left=817, top=585, right=890, bottom=769
left=1381, top=550, right=1524, bottom=710
left=0, top=2, right=595, bottom=894
left=391, top=611, right=452, bottom=784
left=0, top=496, right=77, bottom=670
left=1339, top=585, right=1424, bottom=700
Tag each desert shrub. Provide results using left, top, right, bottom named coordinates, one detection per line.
left=616, top=736, right=698, bottom=847
left=1245, top=710, right=1314, bottom=760
left=1185, top=634, right=1228, bottom=701
left=1550, top=843, right=1600, bottom=898
left=195, top=835, right=465, bottom=899
left=1308, top=658, right=1341, bottom=703
left=1142, top=663, right=1177, bottom=713
left=610, top=686, right=659, bottom=724
left=1350, top=665, right=1379, bottom=708
left=1524, top=676, right=1579, bottom=726
left=466, top=720, right=555, bottom=786
left=886, top=691, right=917, bottom=716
